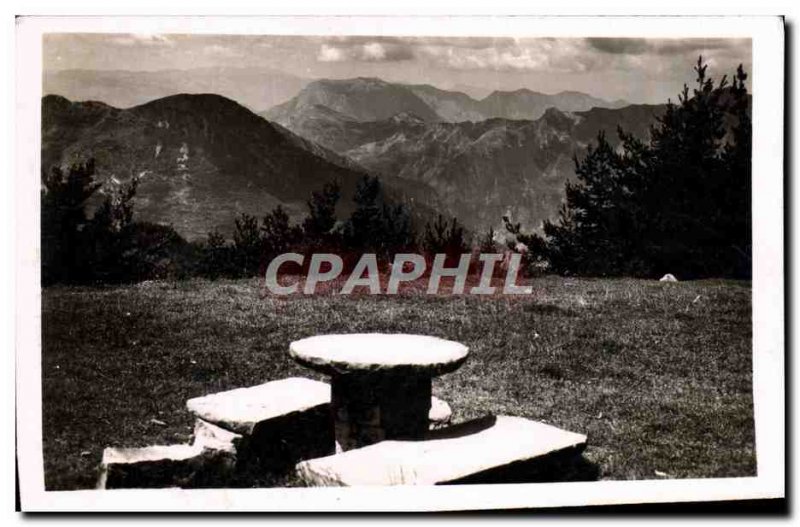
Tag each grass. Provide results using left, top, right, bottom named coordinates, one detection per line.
left=41, top=276, right=754, bottom=490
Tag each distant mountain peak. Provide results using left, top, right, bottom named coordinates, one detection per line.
left=406, top=83, right=471, bottom=98
left=42, top=94, right=74, bottom=115
left=134, top=92, right=248, bottom=111
left=314, top=77, right=389, bottom=90
left=486, top=87, right=541, bottom=98
left=267, top=75, right=634, bottom=125
left=44, top=67, right=311, bottom=112
left=42, top=93, right=71, bottom=105
left=129, top=93, right=269, bottom=131
left=540, top=107, right=578, bottom=129
left=554, top=90, right=589, bottom=97
left=267, top=76, right=441, bottom=123
left=352, top=76, right=388, bottom=84
left=42, top=94, right=115, bottom=110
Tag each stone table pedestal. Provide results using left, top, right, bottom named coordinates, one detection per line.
left=290, top=334, right=469, bottom=452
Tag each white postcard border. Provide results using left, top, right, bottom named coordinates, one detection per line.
left=15, top=15, right=784, bottom=511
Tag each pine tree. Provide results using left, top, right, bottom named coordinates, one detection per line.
left=344, top=175, right=415, bottom=259
left=718, top=64, right=752, bottom=277
left=262, top=205, right=301, bottom=258
left=303, top=180, right=341, bottom=246
left=423, top=214, right=469, bottom=259
left=540, top=57, right=750, bottom=278
left=88, top=178, right=139, bottom=281
left=479, top=226, right=497, bottom=253
left=542, top=130, right=647, bottom=276
left=41, top=159, right=101, bottom=284
left=344, top=175, right=383, bottom=250
left=233, top=213, right=262, bottom=276
left=380, top=201, right=415, bottom=257
left=502, top=215, right=548, bottom=272
left=200, top=229, right=232, bottom=279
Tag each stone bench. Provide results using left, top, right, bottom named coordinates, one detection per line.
left=295, top=415, right=588, bottom=486
left=185, top=377, right=453, bottom=467
left=186, top=377, right=334, bottom=469
left=97, top=420, right=239, bottom=489
left=98, top=377, right=455, bottom=488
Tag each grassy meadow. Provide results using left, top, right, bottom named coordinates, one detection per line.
left=41, top=276, right=754, bottom=490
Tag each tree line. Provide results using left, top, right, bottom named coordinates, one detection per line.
left=40, top=165, right=474, bottom=284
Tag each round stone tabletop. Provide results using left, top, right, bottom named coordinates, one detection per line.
left=289, top=333, right=469, bottom=376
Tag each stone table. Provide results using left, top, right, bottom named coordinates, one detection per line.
left=290, top=333, right=469, bottom=451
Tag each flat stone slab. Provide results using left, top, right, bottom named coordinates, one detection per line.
left=102, top=444, right=203, bottom=466
left=97, top=444, right=218, bottom=489
left=290, top=333, right=469, bottom=376
left=186, top=377, right=331, bottom=435
left=192, top=418, right=242, bottom=454
left=187, top=377, right=452, bottom=433
left=295, top=415, right=587, bottom=486
left=97, top=420, right=247, bottom=489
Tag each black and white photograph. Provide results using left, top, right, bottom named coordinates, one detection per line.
left=14, top=14, right=785, bottom=512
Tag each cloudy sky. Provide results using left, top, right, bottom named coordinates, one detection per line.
left=43, top=34, right=751, bottom=103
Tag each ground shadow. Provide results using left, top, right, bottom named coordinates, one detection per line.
left=442, top=447, right=599, bottom=485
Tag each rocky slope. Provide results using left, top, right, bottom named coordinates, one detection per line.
left=404, top=84, right=486, bottom=122
left=263, top=100, right=666, bottom=232
left=260, top=78, right=659, bottom=232
left=42, top=93, right=440, bottom=240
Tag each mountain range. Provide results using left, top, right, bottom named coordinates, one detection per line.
left=42, top=76, right=665, bottom=242
left=42, top=93, right=448, bottom=240
left=263, top=77, right=630, bottom=124
left=261, top=78, right=662, bottom=231
left=43, top=68, right=310, bottom=111
left=266, top=104, right=664, bottom=231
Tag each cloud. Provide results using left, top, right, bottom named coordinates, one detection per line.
left=317, top=39, right=415, bottom=63
left=421, top=45, right=549, bottom=71
left=418, top=39, right=604, bottom=73
left=203, top=44, right=239, bottom=57
left=111, top=33, right=174, bottom=47
left=414, top=37, right=750, bottom=74
left=586, top=37, right=749, bottom=57
left=318, top=44, right=347, bottom=62
left=585, top=38, right=650, bottom=55
left=314, top=37, right=603, bottom=73
left=649, top=38, right=748, bottom=55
